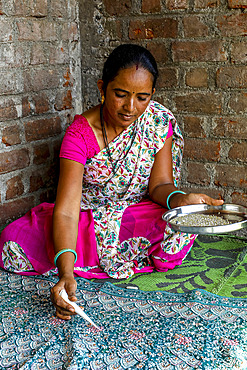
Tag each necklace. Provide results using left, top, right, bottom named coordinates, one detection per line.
left=100, top=104, right=138, bottom=175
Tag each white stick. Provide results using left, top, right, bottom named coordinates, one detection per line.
left=59, top=289, right=100, bottom=329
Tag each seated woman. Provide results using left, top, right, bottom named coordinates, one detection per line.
left=0, top=44, right=223, bottom=319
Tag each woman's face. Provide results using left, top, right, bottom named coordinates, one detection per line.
left=99, top=65, right=155, bottom=130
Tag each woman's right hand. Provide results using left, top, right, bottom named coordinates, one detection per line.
left=50, top=274, right=77, bottom=320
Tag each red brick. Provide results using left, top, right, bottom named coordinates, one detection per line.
left=142, top=0, right=161, bottom=12
left=166, top=0, right=189, bottom=9
left=194, top=0, right=220, bottom=7
left=129, top=18, right=178, bottom=40
left=41, top=22, right=57, bottom=42
left=212, top=117, right=247, bottom=139
left=183, top=16, right=209, bottom=37
left=216, top=67, right=247, bottom=88
left=172, top=40, right=227, bottom=62
left=29, top=173, right=44, bottom=192
left=0, top=20, right=13, bottom=42
left=68, top=22, right=79, bottom=41
left=187, top=162, right=211, bottom=185
left=228, top=142, right=247, bottom=162
left=146, top=42, right=169, bottom=63
left=23, top=68, right=60, bottom=92
left=11, top=0, right=29, bottom=16
left=30, top=43, right=47, bottom=65
left=6, top=175, right=24, bottom=200
left=231, top=42, right=247, bottom=63
left=30, top=0, right=48, bottom=17
left=22, top=97, right=32, bottom=117
left=228, top=0, right=247, bottom=8
left=105, top=19, right=123, bottom=39
left=33, top=93, right=50, bottom=114
left=229, top=92, right=247, bottom=114
left=214, top=164, right=247, bottom=188
left=0, top=71, right=22, bottom=95
left=62, top=23, right=78, bottom=41
left=183, top=116, right=206, bottom=138
left=217, top=14, right=247, bottom=36
left=54, top=90, right=73, bottom=111
left=184, top=138, right=221, bottom=162
left=49, top=43, right=69, bottom=64
left=231, top=192, right=247, bottom=206
left=30, top=164, right=58, bottom=192
left=0, top=197, right=35, bottom=225
left=156, top=68, right=178, bottom=88
left=0, top=99, right=18, bottom=120
left=33, top=143, right=50, bottom=165
left=24, top=116, right=61, bottom=142
left=174, top=93, right=222, bottom=114
left=0, top=149, right=30, bottom=174
left=103, top=0, right=131, bottom=15
left=14, top=44, right=30, bottom=67
left=17, top=20, right=57, bottom=41
left=2, top=125, right=21, bottom=146
left=61, top=22, right=69, bottom=41
left=185, top=68, right=208, bottom=88
left=0, top=0, right=4, bottom=15
left=17, top=20, right=42, bottom=41
left=50, top=0, right=67, bottom=17
left=0, top=44, right=15, bottom=67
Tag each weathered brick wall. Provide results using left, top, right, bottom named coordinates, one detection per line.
left=0, top=0, right=82, bottom=226
left=80, top=0, right=247, bottom=206
left=1, top=0, right=246, bottom=228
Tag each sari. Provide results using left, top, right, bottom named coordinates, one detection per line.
left=0, top=101, right=196, bottom=279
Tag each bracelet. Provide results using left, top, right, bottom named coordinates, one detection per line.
left=54, top=249, right=77, bottom=267
left=166, top=190, right=186, bottom=210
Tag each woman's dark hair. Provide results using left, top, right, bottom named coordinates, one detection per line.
left=102, top=44, right=158, bottom=92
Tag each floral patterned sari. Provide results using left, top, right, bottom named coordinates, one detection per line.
left=0, top=101, right=196, bottom=279
left=76, top=101, right=196, bottom=278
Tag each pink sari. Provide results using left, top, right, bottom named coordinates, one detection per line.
left=0, top=101, right=196, bottom=279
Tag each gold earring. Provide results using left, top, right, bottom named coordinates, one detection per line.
left=101, top=95, right=105, bottom=105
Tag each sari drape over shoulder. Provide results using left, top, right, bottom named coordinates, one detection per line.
left=0, top=101, right=196, bottom=279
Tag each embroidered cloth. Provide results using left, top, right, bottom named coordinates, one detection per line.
left=0, top=269, right=247, bottom=369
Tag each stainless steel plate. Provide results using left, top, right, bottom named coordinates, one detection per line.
left=162, top=203, right=247, bottom=235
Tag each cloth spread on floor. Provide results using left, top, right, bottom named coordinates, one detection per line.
left=0, top=269, right=247, bottom=369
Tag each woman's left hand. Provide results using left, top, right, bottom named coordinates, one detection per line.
left=170, top=192, right=224, bottom=209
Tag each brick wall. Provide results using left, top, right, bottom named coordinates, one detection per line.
left=1, top=0, right=246, bottom=228
left=80, top=0, right=247, bottom=207
left=0, top=0, right=82, bottom=226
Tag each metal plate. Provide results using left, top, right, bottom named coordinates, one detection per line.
left=162, top=203, right=247, bottom=235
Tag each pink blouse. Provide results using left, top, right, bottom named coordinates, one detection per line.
left=60, top=115, right=173, bottom=165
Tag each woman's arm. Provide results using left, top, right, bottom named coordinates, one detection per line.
left=50, top=158, right=84, bottom=320
left=149, top=136, right=224, bottom=208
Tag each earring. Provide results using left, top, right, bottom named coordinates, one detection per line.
left=101, top=95, right=105, bottom=105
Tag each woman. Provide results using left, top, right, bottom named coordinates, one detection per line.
left=0, top=44, right=223, bottom=319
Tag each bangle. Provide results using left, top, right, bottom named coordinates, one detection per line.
left=166, top=190, right=186, bottom=210
left=54, top=249, right=77, bottom=267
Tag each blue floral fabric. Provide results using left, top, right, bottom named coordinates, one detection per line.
left=0, top=269, right=247, bottom=369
